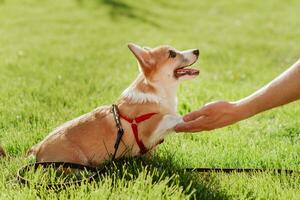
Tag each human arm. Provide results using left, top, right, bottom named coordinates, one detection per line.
left=175, top=59, right=300, bottom=132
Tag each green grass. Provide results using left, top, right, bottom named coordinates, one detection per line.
left=1, top=0, right=300, bottom=199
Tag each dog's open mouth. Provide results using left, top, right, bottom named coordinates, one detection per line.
left=174, top=66, right=200, bottom=78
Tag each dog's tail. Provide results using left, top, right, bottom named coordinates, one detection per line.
left=0, top=146, right=6, bottom=158
left=0, top=145, right=39, bottom=159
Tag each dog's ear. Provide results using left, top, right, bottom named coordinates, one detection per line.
left=128, top=43, right=154, bottom=75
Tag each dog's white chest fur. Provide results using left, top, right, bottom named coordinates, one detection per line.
left=122, top=87, right=162, bottom=104
left=121, top=85, right=183, bottom=148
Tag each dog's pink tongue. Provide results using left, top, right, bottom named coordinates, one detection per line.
left=174, top=68, right=200, bottom=78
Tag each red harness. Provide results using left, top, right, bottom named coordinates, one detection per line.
left=119, top=112, right=157, bottom=154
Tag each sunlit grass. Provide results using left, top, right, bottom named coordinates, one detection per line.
left=0, top=0, right=300, bottom=199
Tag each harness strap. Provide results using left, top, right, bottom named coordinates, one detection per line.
left=111, top=104, right=124, bottom=161
left=119, top=112, right=157, bottom=154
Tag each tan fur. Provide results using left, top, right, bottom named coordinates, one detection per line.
left=29, top=43, right=200, bottom=167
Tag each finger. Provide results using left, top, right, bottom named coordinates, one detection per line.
left=174, top=123, right=198, bottom=132
left=175, top=117, right=211, bottom=132
left=183, top=106, right=210, bottom=122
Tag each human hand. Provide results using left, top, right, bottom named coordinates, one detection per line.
left=175, top=101, right=244, bottom=132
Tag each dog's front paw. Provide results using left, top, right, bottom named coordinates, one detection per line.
left=167, top=115, right=183, bottom=131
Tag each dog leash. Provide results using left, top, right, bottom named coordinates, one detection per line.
left=16, top=104, right=299, bottom=189
left=183, top=167, right=296, bottom=174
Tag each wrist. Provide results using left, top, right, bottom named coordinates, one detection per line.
left=231, top=100, right=256, bottom=121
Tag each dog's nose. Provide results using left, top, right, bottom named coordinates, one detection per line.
left=193, top=49, right=199, bottom=56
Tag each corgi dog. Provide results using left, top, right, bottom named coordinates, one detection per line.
left=28, top=43, right=200, bottom=167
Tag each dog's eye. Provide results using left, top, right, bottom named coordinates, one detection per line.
left=169, top=50, right=176, bottom=58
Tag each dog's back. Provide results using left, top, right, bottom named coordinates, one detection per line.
left=28, top=105, right=114, bottom=166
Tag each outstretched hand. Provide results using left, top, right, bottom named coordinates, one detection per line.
left=175, top=101, right=243, bottom=132
left=175, top=60, right=300, bottom=133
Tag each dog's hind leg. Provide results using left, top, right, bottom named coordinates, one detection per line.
left=36, top=138, right=89, bottom=166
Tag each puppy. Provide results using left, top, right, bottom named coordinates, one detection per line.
left=29, top=43, right=200, bottom=167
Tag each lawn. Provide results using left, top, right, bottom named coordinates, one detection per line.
left=0, top=0, right=300, bottom=199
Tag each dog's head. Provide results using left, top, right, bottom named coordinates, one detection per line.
left=128, top=43, right=200, bottom=86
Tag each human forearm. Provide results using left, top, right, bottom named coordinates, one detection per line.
left=236, top=59, right=300, bottom=119
left=175, top=59, right=300, bottom=132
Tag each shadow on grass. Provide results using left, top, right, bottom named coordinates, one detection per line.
left=100, top=153, right=230, bottom=200
left=14, top=153, right=230, bottom=199
left=76, top=0, right=161, bottom=27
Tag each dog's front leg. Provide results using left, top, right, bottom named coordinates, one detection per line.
left=148, top=115, right=183, bottom=147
